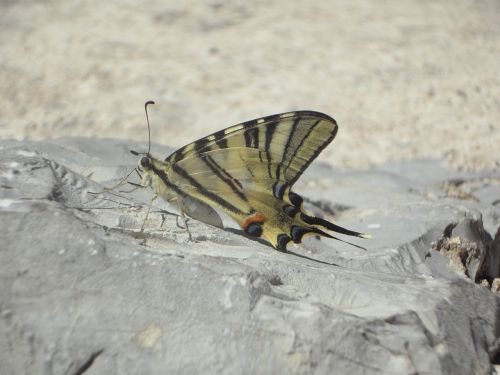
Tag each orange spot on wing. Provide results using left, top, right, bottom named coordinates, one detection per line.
left=242, top=213, right=267, bottom=231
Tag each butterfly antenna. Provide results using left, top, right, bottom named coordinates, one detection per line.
left=130, top=101, right=155, bottom=156
left=144, top=100, right=155, bottom=155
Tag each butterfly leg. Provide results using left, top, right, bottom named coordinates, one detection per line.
left=162, top=197, right=186, bottom=229
left=95, top=167, right=141, bottom=194
left=140, top=195, right=157, bottom=232
left=119, top=181, right=145, bottom=194
left=175, top=215, right=189, bottom=229
left=175, top=198, right=193, bottom=242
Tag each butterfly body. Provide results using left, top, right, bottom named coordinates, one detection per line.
left=137, top=110, right=369, bottom=251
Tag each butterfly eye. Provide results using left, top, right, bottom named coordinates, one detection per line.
left=140, top=157, right=151, bottom=169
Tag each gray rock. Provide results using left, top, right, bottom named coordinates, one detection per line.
left=1, top=138, right=499, bottom=374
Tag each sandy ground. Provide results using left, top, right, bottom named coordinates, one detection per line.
left=1, top=0, right=499, bottom=171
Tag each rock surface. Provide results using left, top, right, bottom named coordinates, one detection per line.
left=1, top=138, right=499, bottom=374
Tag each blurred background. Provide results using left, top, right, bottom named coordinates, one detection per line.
left=1, top=0, right=499, bottom=171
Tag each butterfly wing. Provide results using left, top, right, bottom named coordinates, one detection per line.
left=167, top=111, right=336, bottom=187
left=165, top=111, right=368, bottom=250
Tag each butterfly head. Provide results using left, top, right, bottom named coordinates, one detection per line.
left=130, top=149, right=153, bottom=172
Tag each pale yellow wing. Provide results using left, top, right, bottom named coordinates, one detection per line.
left=168, top=111, right=337, bottom=200
left=158, top=111, right=368, bottom=250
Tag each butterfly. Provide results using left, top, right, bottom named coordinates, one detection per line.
left=131, top=101, right=370, bottom=251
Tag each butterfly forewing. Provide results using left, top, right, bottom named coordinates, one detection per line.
left=167, top=111, right=337, bottom=187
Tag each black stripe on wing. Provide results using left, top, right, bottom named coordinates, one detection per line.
left=202, top=155, right=247, bottom=202
left=171, top=163, right=248, bottom=215
left=213, top=129, right=228, bottom=149
left=276, top=117, right=300, bottom=181
left=244, top=126, right=260, bottom=149
left=288, top=119, right=337, bottom=186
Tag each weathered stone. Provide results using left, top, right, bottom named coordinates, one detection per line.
left=1, top=139, right=499, bottom=374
